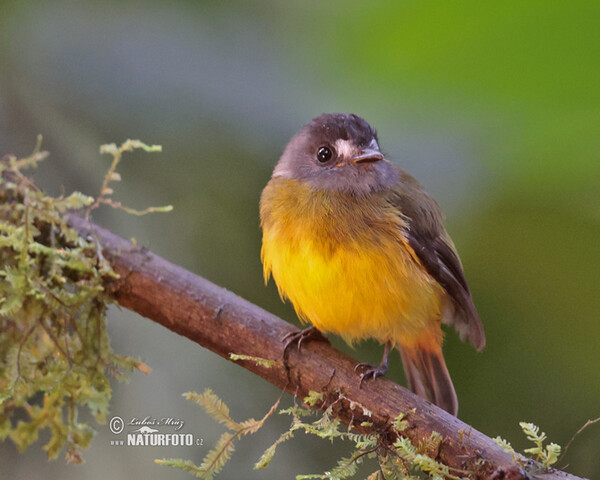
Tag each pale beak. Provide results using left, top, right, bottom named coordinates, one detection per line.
left=351, top=148, right=384, bottom=164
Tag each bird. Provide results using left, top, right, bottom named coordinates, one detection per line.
left=259, top=113, right=485, bottom=415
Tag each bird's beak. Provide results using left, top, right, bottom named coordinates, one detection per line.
left=351, top=148, right=384, bottom=164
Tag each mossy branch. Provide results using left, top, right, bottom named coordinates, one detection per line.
left=61, top=217, right=585, bottom=480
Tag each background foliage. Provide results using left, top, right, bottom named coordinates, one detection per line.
left=0, top=1, right=598, bottom=479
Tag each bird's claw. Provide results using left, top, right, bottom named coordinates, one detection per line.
left=355, top=362, right=388, bottom=388
left=282, top=326, right=328, bottom=359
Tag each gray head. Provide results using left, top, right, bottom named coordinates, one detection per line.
left=273, top=113, right=398, bottom=195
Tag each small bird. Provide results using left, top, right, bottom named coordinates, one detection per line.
left=260, top=113, right=485, bottom=415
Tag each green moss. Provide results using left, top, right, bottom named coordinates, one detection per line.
left=0, top=138, right=165, bottom=462
left=159, top=387, right=458, bottom=480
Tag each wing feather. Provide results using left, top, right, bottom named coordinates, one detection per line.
left=390, top=168, right=486, bottom=351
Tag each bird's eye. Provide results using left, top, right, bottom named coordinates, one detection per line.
left=317, top=146, right=333, bottom=163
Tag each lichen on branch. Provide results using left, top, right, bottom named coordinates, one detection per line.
left=0, top=138, right=166, bottom=462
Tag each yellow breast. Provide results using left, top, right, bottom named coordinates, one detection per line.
left=260, top=178, right=444, bottom=346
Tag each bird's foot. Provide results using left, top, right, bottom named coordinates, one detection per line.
left=355, top=341, right=392, bottom=388
left=282, top=326, right=329, bottom=359
left=355, top=361, right=389, bottom=388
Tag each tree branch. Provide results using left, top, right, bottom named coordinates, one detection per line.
left=68, top=215, right=584, bottom=480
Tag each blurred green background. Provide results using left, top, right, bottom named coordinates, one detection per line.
left=1, top=0, right=598, bottom=478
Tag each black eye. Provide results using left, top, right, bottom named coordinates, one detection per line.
left=317, top=146, right=333, bottom=163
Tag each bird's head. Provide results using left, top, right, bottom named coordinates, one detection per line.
left=273, top=113, right=398, bottom=195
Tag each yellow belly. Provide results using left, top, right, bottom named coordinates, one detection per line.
left=260, top=178, right=444, bottom=346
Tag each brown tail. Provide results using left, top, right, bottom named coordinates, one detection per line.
left=398, top=343, right=458, bottom=416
